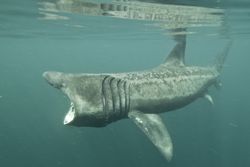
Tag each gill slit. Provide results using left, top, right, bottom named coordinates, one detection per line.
left=102, top=76, right=109, bottom=121
left=102, top=75, right=130, bottom=121
left=128, top=83, right=131, bottom=115
left=124, top=81, right=128, bottom=117
left=109, top=77, right=116, bottom=115
left=117, top=79, right=123, bottom=118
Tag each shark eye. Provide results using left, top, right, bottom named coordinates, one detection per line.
left=52, top=83, right=66, bottom=89
left=57, top=83, right=66, bottom=89
left=70, top=102, right=74, bottom=110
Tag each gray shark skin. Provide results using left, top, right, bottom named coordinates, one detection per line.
left=43, top=40, right=231, bottom=161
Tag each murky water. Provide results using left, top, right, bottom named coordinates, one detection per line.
left=0, top=0, right=250, bottom=166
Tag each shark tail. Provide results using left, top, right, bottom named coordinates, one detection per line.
left=215, top=41, right=233, bottom=72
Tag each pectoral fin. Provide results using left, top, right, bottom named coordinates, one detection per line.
left=128, top=110, right=173, bottom=161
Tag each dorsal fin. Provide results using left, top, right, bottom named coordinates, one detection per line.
left=164, top=31, right=186, bottom=66
left=164, top=40, right=186, bottom=66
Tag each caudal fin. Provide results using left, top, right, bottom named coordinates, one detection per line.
left=215, top=41, right=233, bottom=72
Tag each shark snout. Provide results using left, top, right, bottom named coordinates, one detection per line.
left=43, top=71, right=65, bottom=89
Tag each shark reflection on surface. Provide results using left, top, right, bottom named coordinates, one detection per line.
left=38, top=0, right=224, bottom=31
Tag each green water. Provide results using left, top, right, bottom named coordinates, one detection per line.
left=0, top=0, right=250, bottom=166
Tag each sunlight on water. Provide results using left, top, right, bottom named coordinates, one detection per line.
left=0, top=0, right=249, bottom=40
left=37, top=0, right=225, bottom=38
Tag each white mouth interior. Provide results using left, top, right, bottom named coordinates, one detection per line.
left=64, top=102, right=75, bottom=125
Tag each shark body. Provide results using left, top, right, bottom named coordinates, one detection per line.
left=43, top=40, right=231, bottom=161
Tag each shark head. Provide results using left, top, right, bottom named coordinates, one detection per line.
left=43, top=71, right=107, bottom=127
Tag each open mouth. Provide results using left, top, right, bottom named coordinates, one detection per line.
left=64, top=102, right=76, bottom=125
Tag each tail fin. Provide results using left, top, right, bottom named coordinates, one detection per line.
left=215, top=41, right=233, bottom=72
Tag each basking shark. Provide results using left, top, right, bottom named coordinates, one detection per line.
left=43, top=39, right=231, bottom=161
